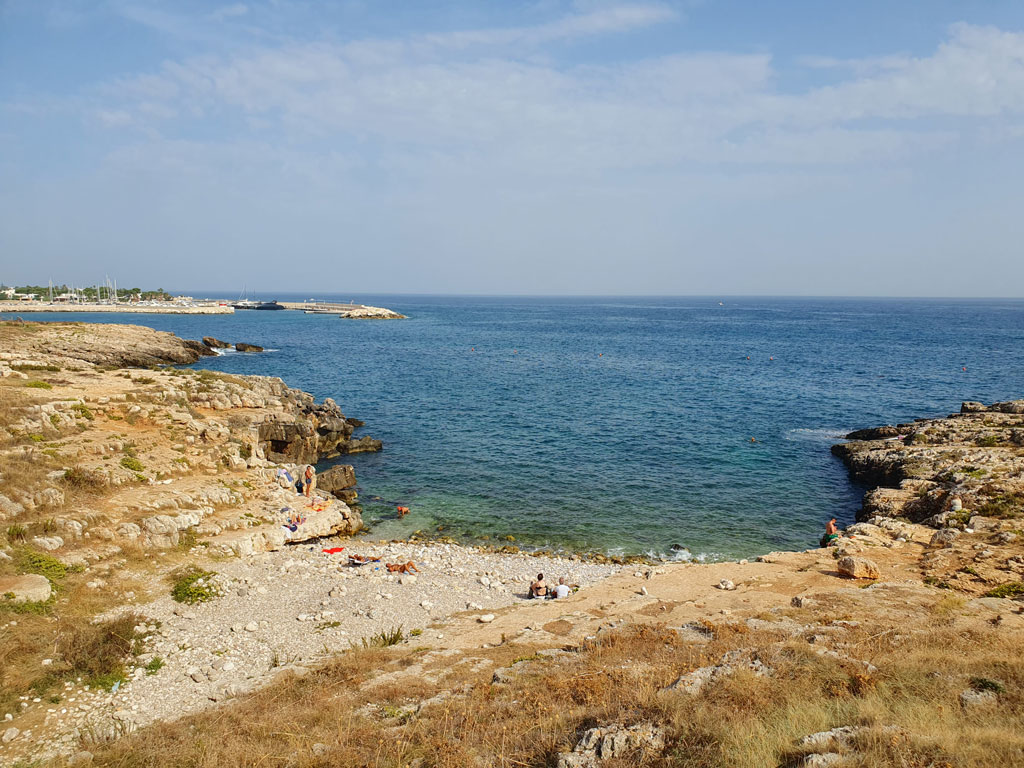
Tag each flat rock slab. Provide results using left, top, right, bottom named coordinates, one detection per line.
left=0, top=573, right=52, bottom=603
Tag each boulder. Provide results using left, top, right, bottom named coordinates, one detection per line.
left=0, top=573, right=52, bottom=603
left=837, top=556, right=880, bottom=579
left=235, top=342, right=264, bottom=353
left=961, top=402, right=989, bottom=413
left=202, top=336, right=231, bottom=349
left=182, top=339, right=216, bottom=357
left=317, top=465, right=357, bottom=492
left=31, top=535, right=64, bottom=551
left=929, top=528, right=960, bottom=548
left=342, top=436, right=383, bottom=454
left=991, top=400, right=1024, bottom=414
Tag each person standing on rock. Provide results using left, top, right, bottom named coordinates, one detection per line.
left=303, top=465, right=317, bottom=499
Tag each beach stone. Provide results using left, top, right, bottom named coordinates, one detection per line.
left=716, top=579, right=735, bottom=591
left=0, top=574, right=52, bottom=603
left=2, top=726, right=19, bottom=743
left=837, top=557, right=880, bottom=579
left=478, top=614, right=495, bottom=623
left=245, top=622, right=259, bottom=632
left=949, top=497, right=963, bottom=512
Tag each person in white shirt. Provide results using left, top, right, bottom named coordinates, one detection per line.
left=553, top=577, right=570, bottom=599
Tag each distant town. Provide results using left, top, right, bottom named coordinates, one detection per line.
left=1, top=283, right=179, bottom=304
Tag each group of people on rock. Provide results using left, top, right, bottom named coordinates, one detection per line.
left=529, top=573, right=572, bottom=599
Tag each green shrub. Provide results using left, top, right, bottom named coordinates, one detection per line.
left=120, top=456, right=145, bottom=472
left=63, top=466, right=106, bottom=490
left=11, top=364, right=60, bottom=372
left=25, top=380, right=53, bottom=389
left=144, top=657, right=164, bottom=675
left=976, top=435, right=999, bottom=447
left=71, top=403, right=94, bottom=420
left=170, top=567, right=221, bottom=604
left=984, top=582, right=1024, bottom=599
left=971, top=677, right=1006, bottom=694
left=6, top=524, right=27, bottom=542
left=18, top=549, right=68, bottom=583
left=979, top=492, right=1024, bottom=519
left=358, top=626, right=404, bottom=648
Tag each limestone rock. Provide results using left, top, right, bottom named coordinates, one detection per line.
left=317, top=464, right=357, bottom=492
left=929, top=529, right=960, bottom=548
left=202, top=336, right=231, bottom=349
left=556, top=722, right=665, bottom=768
left=182, top=339, right=216, bottom=357
left=235, top=342, right=264, bottom=353
left=31, top=535, right=64, bottom=551
left=2, top=726, right=19, bottom=743
left=837, top=557, right=880, bottom=579
left=0, top=573, right=52, bottom=603
left=959, top=689, right=998, bottom=709
left=342, top=436, right=383, bottom=454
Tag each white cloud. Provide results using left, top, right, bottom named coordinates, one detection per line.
left=80, top=19, right=1024, bottom=179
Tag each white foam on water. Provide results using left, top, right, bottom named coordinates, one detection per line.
left=785, top=427, right=848, bottom=442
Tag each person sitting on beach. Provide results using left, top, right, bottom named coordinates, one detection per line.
left=302, top=465, right=316, bottom=498
left=552, top=577, right=570, bottom=599
left=529, top=573, right=547, bottom=599
left=283, top=511, right=306, bottom=532
left=820, top=517, right=840, bottom=548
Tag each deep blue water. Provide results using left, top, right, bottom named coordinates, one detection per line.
left=8, top=296, right=1023, bottom=560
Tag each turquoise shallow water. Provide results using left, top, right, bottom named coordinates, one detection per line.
left=10, top=296, right=1023, bottom=560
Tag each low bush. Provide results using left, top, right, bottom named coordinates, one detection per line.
left=63, top=466, right=107, bottom=491
left=56, top=613, right=143, bottom=688
left=984, top=581, right=1024, bottom=598
left=24, top=380, right=53, bottom=389
left=119, top=456, right=145, bottom=472
left=170, top=566, right=221, bottom=604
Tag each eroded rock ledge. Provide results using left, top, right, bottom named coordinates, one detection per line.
left=0, top=320, right=382, bottom=558
left=832, top=399, right=1024, bottom=526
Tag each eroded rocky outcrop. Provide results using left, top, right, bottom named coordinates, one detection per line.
left=832, top=400, right=1024, bottom=525
left=0, top=320, right=379, bottom=556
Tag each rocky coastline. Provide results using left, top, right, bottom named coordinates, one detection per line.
left=831, top=399, right=1024, bottom=529
left=1, top=321, right=1022, bottom=766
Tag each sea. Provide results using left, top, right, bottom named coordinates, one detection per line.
left=8, top=295, right=1024, bottom=561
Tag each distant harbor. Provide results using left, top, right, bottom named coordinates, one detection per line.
left=0, top=299, right=405, bottom=318
left=0, top=301, right=234, bottom=314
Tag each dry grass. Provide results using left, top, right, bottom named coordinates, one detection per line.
left=51, top=599, right=1024, bottom=768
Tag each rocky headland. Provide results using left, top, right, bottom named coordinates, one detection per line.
left=0, top=321, right=1022, bottom=767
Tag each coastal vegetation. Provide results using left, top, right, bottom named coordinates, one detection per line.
left=58, top=605, right=1024, bottom=768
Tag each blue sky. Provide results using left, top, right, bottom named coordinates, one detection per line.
left=2, top=1, right=1024, bottom=296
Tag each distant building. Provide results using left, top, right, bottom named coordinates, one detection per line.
left=54, top=292, right=80, bottom=302
left=1, top=287, right=15, bottom=299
